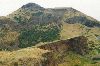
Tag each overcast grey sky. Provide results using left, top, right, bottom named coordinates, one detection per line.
left=0, top=0, right=100, bottom=21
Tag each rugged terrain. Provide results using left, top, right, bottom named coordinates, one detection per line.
left=0, top=36, right=94, bottom=66
left=0, top=3, right=100, bottom=66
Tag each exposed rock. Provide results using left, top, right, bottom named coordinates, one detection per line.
left=22, top=3, right=44, bottom=10
left=67, top=36, right=89, bottom=55
left=36, top=36, right=89, bottom=66
left=38, top=36, right=89, bottom=55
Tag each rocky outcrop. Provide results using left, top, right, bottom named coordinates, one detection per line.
left=37, top=36, right=89, bottom=66
left=22, top=3, right=44, bottom=10
left=67, top=36, right=89, bottom=55
left=38, top=40, right=69, bottom=53
left=38, top=36, right=89, bottom=55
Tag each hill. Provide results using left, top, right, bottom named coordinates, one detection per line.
left=0, top=2, right=100, bottom=66
left=7, top=3, right=100, bottom=28
left=3, top=3, right=100, bottom=49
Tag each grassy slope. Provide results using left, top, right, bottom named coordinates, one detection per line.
left=61, top=22, right=100, bottom=43
left=58, top=52, right=91, bottom=66
left=0, top=17, right=19, bottom=50
left=0, top=47, right=49, bottom=66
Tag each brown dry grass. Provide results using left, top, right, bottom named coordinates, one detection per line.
left=0, top=47, right=49, bottom=66
left=60, top=22, right=85, bottom=39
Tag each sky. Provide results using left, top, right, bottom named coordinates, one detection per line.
left=0, top=0, right=100, bottom=21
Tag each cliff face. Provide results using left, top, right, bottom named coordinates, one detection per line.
left=38, top=40, right=69, bottom=53
left=38, top=36, right=89, bottom=55
left=37, top=36, right=89, bottom=66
